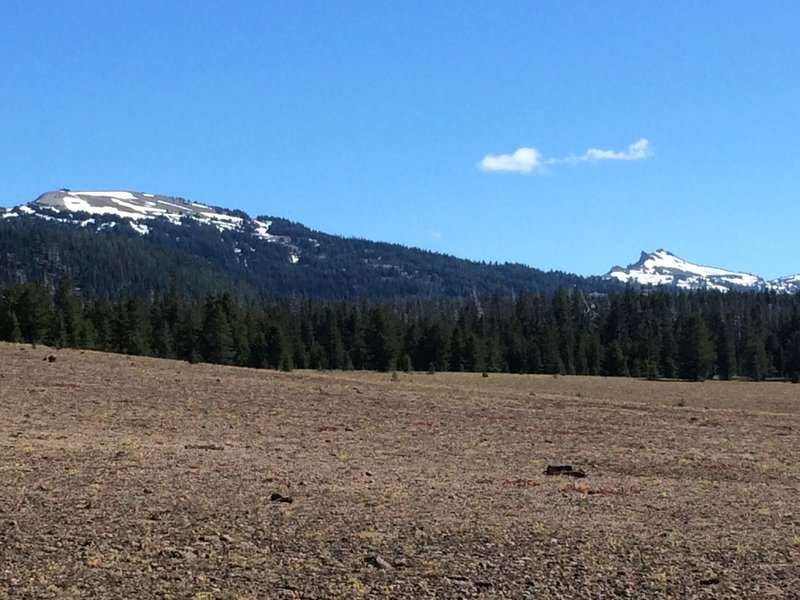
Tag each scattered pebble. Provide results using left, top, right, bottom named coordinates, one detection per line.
left=365, top=555, right=394, bottom=570
left=269, top=492, right=293, bottom=504
left=544, top=465, right=586, bottom=478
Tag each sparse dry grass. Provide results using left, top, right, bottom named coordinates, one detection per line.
left=0, top=342, right=798, bottom=598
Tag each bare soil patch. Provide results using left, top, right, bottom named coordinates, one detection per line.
left=1, top=343, right=798, bottom=598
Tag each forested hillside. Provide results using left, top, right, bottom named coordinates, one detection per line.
left=2, top=280, right=799, bottom=381
left=0, top=213, right=612, bottom=302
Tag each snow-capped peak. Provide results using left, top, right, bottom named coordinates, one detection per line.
left=3, top=189, right=280, bottom=241
left=1, top=189, right=302, bottom=265
left=605, top=249, right=800, bottom=293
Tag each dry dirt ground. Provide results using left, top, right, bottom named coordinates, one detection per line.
left=0, top=342, right=799, bottom=599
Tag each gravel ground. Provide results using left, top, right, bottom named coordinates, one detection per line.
left=0, top=343, right=798, bottom=599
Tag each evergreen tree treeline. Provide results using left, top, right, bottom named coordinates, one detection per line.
left=3, top=280, right=800, bottom=381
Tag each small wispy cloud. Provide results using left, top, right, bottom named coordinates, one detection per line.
left=479, top=147, right=541, bottom=173
left=430, top=230, right=443, bottom=239
left=565, top=138, right=652, bottom=163
left=479, top=138, right=652, bottom=174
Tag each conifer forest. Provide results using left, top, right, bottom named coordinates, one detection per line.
left=3, top=279, right=800, bottom=382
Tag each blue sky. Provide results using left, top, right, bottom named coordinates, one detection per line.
left=2, top=1, right=799, bottom=278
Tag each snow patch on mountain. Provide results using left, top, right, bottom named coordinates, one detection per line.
left=129, top=221, right=150, bottom=236
left=605, top=249, right=800, bottom=293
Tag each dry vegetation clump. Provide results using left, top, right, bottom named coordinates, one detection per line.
left=0, top=342, right=798, bottom=598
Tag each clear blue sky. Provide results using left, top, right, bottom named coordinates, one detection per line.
left=2, top=1, right=799, bottom=278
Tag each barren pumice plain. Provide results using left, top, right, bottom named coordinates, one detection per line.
left=1, top=342, right=798, bottom=599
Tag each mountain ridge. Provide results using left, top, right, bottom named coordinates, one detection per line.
left=3, top=190, right=798, bottom=297
left=0, top=189, right=599, bottom=301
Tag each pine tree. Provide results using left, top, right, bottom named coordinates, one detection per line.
left=574, top=333, right=589, bottom=376
left=483, top=336, right=503, bottom=373
left=539, top=323, right=563, bottom=374
left=601, top=340, right=628, bottom=377
left=248, top=329, right=268, bottom=368
left=715, top=320, right=736, bottom=380
left=786, top=331, right=800, bottom=382
left=88, top=299, right=114, bottom=351
left=123, top=298, right=151, bottom=356
left=449, top=327, right=465, bottom=372
left=344, top=307, right=369, bottom=370
left=77, top=308, right=98, bottom=349
left=659, top=326, right=679, bottom=379
left=12, top=284, right=53, bottom=344
left=201, top=297, right=234, bottom=364
left=53, top=277, right=82, bottom=347
left=152, top=320, right=174, bottom=358
left=366, top=305, right=399, bottom=371
left=526, top=341, right=543, bottom=374
left=174, top=304, right=201, bottom=363
left=417, top=322, right=450, bottom=372
left=504, top=329, right=526, bottom=374
left=397, top=353, right=412, bottom=372
left=8, top=313, right=22, bottom=343
left=264, top=323, right=287, bottom=369
left=48, top=313, right=67, bottom=349
left=219, top=292, right=249, bottom=366
left=743, top=330, right=768, bottom=381
left=462, top=332, right=482, bottom=372
left=318, top=308, right=347, bottom=369
left=585, top=333, right=602, bottom=376
left=677, top=314, right=716, bottom=381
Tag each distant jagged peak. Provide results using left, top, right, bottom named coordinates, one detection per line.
left=605, top=248, right=799, bottom=293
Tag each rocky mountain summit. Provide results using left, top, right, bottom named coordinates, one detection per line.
left=605, top=249, right=800, bottom=293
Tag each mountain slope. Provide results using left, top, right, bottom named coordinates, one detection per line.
left=0, top=189, right=610, bottom=301
left=605, top=249, right=800, bottom=293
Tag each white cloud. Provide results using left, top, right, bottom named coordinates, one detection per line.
left=479, top=147, right=542, bottom=173
left=480, top=138, right=652, bottom=173
left=564, top=138, right=652, bottom=164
